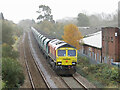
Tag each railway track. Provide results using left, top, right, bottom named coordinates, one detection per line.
left=73, top=75, right=88, bottom=89
left=60, top=75, right=87, bottom=90
left=28, top=31, right=57, bottom=89
left=23, top=43, right=35, bottom=89
left=29, top=44, right=51, bottom=89
left=23, top=32, right=50, bottom=89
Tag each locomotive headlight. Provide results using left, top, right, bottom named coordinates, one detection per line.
left=72, top=62, right=76, bottom=65
left=57, top=62, right=62, bottom=65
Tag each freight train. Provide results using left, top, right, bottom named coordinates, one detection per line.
left=31, top=27, right=77, bottom=75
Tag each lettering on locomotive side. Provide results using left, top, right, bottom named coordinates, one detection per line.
left=63, top=58, right=70, bottom=60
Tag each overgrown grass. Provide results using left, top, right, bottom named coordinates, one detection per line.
left=76, top=56, right=120, bottom=88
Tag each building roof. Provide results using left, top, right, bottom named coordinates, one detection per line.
left=83, top=31, right=102, bottom=48
left=78, top=27, right=101, bottom=36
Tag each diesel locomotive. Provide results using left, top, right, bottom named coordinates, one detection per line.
left=31, top=27, right=77, bottom=75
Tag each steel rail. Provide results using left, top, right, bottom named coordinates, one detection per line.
left=73, top=75, right=88, bottom=90
left=31, top=52, right=51, bottom=89
left=23, top=37, right=35, bottom=90
left=60, top=76, right=73, bottom=90
left=60, top=75, right=88, bottom=90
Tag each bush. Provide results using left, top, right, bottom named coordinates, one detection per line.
left=2, top=58, right=24, bottom=88
left=77, top=56, right=120, bottom=88
left=76, top=56, right=90, bottom=76
left=2, top=44, right=19, bottom=59
left=77, top=56, right=89, bottom=65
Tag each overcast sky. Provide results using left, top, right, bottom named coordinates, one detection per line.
left=0, top=0, right=119, bottom=23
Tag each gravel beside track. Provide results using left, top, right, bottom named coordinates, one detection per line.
left=73, top=73, right=96, bottom=88
left=19, top=33, right=32, bottom=88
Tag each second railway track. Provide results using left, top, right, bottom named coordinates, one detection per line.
left=23, top=32, right=49, bottom=89
left=23, top=43, right=35, bottom=89
left=28, top=31, right=57, bottom=88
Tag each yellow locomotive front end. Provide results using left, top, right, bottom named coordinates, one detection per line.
left=56, top=47, right=77, bottom=65
left=55, top=47, right=77, bottom=75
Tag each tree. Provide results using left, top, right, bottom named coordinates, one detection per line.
left=2, top=58, right=24, bottom=88
left=77, top=13, right=90, bottom=27
left=0, top=12, right=4, bottom=20
left=18, top=19, right=35, bottom=31
left=88, top=15, right=100, bottom=27
left=2, top=20, right=14, bottom=45
left=36, top=20, right=54, bottom=34
left=34, top=20, right=64, bottom=39
left=62, top=24, right=83, bottom=50
left=36, top=5, right=54, bottom=22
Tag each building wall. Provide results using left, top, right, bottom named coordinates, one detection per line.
left=102, top=27, right=120, bottom=64
left=118, top=30, right=120, bottom=61
left=81, top=45, right=102, bottom=63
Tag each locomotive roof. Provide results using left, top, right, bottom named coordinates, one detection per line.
left=49, top=39, right=76, bottom=50
left=56, top=43, right=76, bottom=49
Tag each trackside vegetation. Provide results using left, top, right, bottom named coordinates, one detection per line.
left=2, top=20, right=24, bottom=89
left=2, top=58, right=24, bottom=88
left=76, top=56, right=120, bottom=88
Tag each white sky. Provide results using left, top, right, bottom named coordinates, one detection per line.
left=0, top=0, right=119, bottom=23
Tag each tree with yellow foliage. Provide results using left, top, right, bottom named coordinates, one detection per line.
left=62, top=24, right=83, bottom=50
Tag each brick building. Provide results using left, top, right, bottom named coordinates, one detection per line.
left=80, top=31, right=102, bottom=63
left=80, top=27, right=120, bottom=64
left=102, top=27, right=120, bottom=64
left=118, top=1, right=120, bottom=27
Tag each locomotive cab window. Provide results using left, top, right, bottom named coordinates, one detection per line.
left=58, top=50, right=66, bottom=56
left=68, top=50, right=76, bottom=56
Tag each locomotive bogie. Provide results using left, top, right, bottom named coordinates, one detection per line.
left=55, top=65, right=76, bottom=75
